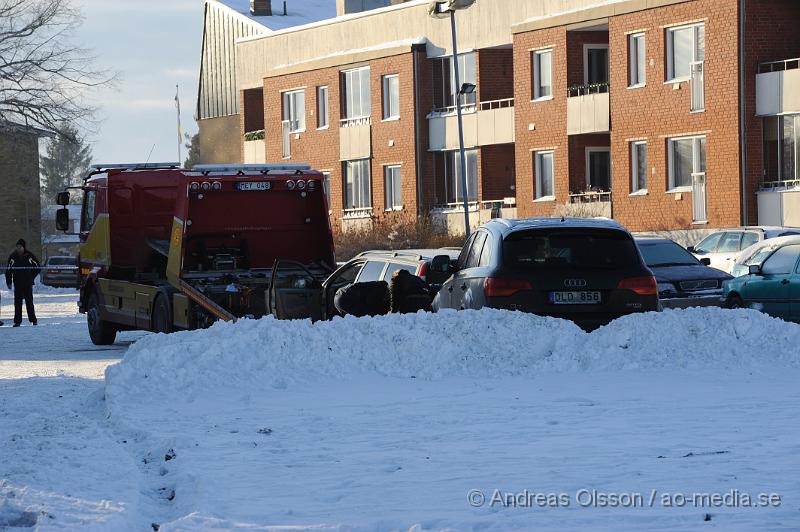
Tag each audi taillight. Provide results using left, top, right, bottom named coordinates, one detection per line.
left=617, top=276, right=658, bottom=296
left=484, top=278, right=533, bottom=298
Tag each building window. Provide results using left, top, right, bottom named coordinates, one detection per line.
left=384, top=165, right=402, bottom=210
left=763, top=115, right=800, bottom=183
left=532, top=49, right=553, bottom=101
left=344, top=0, right=390, bottom=14
left=432, top=52, right=476, bottom=112
left=322, top=171, right=331, bottom=206
left=282, top=89, right=305, bottom=132
left=668, top=136, right=706, bottom=191
left=534, top=151, right=555, bottom=199
left=343, top=159, right=371, bottom=210
left=317, top=86, right=329, bottom=129
left=434, top=149, right=478, bottom=205
left=342, top=67, right=371, bottom=122
left=584, top=45, right=609, bottom=85
left=631, top=141, right=648, bottom=193
left=666, top=23, right=705, bottom=81
left=629, top=33, right=646, bottom=87
left=382, top=74, right=400, bottom=120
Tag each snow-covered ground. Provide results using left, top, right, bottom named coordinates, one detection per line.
left=2, top=290, right=799, bottom=530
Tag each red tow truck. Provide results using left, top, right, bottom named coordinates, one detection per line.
left=55, top=163, right=336, bottom=344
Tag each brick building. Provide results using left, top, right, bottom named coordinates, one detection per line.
left=199, top=0, right=800, bottom=234
left=0, top=126, right=46, bottom=258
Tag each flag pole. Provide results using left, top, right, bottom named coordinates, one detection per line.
left=175, top=84, right=182, bottom=164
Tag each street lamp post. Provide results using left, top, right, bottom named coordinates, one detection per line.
left=430, top=0, right=476, bottom=237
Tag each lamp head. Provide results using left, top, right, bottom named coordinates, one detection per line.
left=428, top=0, right=476, bottom=17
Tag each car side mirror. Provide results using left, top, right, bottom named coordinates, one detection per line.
left=700, top=258, right=711, bottom=266
left=687, top=246, right=696, bottom=253
left=56, top=208, right=70, bottom=232
left=749, top=264, right=762, bottom=276
left=56, top=191, right=70, bottom=206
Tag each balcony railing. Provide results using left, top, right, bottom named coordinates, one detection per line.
left=569, top=190, right=612, bottom=203
left=691, top=61, right=705, bottom=112
left=281, top=120, right=291, bottom=159
left=431, top=201, right=479, bottom=212
left=761, top=179, right=800, bottom=190
left=340, top=116, right=372, bottom=128
left=568, top=82, right=610, bottom=98
left=342, top=207, right=373, bottom=219
left=759, top=57, right=800, bottom=74
left=479, top=98, right=514, bottom=111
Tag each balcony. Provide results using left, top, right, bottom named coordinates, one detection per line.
left=428, top=99, right=515, bottom=151
left=567, top=84, right=610, bottom=136
left=564, top=190, right=612, bottom=218
left=339, top=116, right=372, bottom=161
left=243, top=130, right=266, bottom=164
left=756, top=58, right=800, bottom=117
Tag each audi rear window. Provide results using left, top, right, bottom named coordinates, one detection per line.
left=503, top=230, right=640, bottom=270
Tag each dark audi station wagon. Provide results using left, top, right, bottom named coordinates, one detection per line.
left=431, top=218, right=659, bottom=330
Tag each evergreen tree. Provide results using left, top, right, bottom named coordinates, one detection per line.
left=40, top=123, right=92, bottom=204
left=184, top=132, right=201, bottom=168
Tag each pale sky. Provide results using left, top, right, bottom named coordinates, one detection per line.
left=72, top=0, right=205, bottom=165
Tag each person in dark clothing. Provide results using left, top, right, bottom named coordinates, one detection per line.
left=389, top=269, right=432, bottom=314
left=333, top=281, right=391, bottom=317
left=6, top=239, right=40, bottom=327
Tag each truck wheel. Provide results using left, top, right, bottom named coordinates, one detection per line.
left=87, top=291, right=117, bottom=345
left=152, top=294, right=174, bottom=334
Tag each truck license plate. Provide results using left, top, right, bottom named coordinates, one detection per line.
left=236, top=181, right=271, bottom=191
left=549, top=291, right=601, bottom=305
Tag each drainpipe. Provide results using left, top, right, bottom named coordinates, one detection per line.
left=739, top=0, right=748, bottom=226
left=413, top=45, right=424, bottom=218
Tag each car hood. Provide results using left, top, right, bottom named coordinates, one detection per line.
left=649, top=264, right=733, bottom=283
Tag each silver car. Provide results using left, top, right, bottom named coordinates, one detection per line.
left=690, top=227, right=800, bottom=273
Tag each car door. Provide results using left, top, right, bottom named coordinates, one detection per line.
left=713, top=232, right=743, bottom=272
left=742, top=244, right=800, bottom=319
left=453, top=231, right=488, bottom=310
left=321, top=260, right=367, bottom=318
left=438, top=233, right=477, bottom=310
left=790, top=253, right=800, bottom=322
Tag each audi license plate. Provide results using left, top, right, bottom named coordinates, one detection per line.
left=236, top=181, right=271, bottom=191
left=549, top=291, right=601, bottom=305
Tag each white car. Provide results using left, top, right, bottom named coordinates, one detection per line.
left=689, top=227, right=800, bottom=273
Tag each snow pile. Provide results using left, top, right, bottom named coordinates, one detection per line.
left=106, top=307, right=800, bottom=404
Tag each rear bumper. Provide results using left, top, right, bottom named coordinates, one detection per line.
left=660, top=294, right=725, bottom=310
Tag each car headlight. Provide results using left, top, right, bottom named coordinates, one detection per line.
left=657, top=282, right=675, bottom=295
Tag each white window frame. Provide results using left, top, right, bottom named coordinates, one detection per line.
left=384, top=165, right=402, bottom=211
left=321, top=171, right=331, bottom=207
left=382, top=74, right=400, bottom=121
left=629, top=33, right=646, bottom=88
left=583, top=44, right=609, bottom=85
left=282, top=89, right=306, bottom=133
left=341, top=66, right=371, bottom=121
left=666, top=22, right=705, bottom=82
left=343, top=159, right=372, bottom=211
left=630, top=141, right=648, bottom=194
left=532, top=49, right=554, bottom=102
left=534, top=150, right=555, bottom=201
left=585, top=147, right=611, bottom=190
left=667, top=135, right=706, bottom=192
left=317, top=86, right=329, bottom=129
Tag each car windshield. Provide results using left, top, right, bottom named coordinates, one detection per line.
left=638, top=241, right=698, bottom=267
left=744, top=248, right=776, bottom=267
left=503, top=230, right=639, bottom=270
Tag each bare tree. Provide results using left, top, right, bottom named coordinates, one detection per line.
left=0, top=0, right=113, bottom=134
